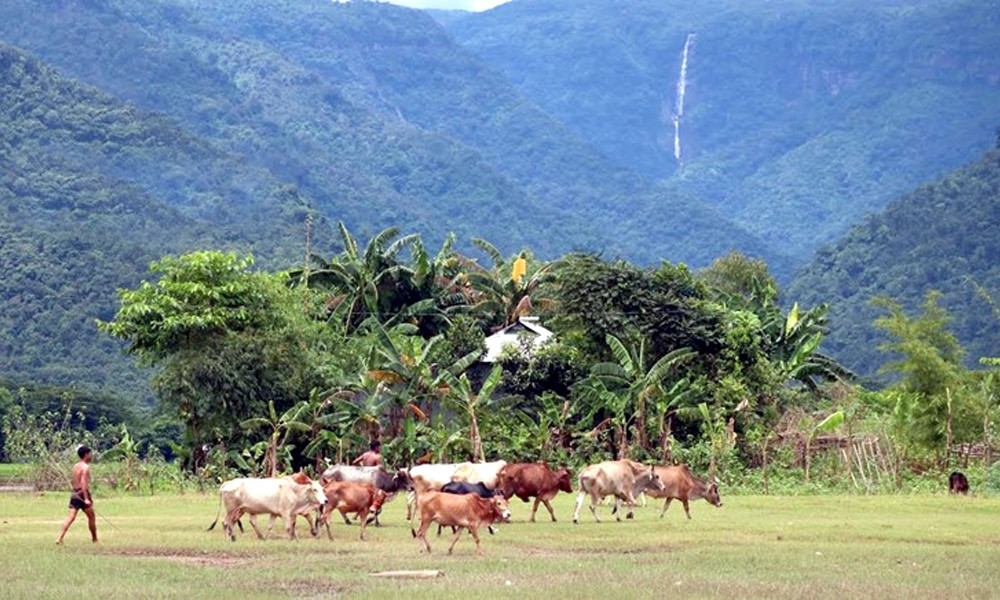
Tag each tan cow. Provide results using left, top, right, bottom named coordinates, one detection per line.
left=319, top=481, right=388, bottom=540
left=572, top=459, right=664, bottom=524
left=645, top=465, right=722, bottom=519
left=406, top=462, right=472, bottom=520
left=411, top=491, right=511, bottom=555
left=208, top=477, right=327, bottom=541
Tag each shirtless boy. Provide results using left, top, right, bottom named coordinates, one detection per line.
left=56, top=445, right=98, bottom=545
left=352, top=440, right=383, bottom=467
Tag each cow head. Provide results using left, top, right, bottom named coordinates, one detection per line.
left=307, top=481, right=328, bottom=507
left=556, top=468, right=573, bottom=494
left=393, top=469, right=414, bottom=491
left=491, top=496, right=511, bottom=522
left=705, top=482, right=722, bottom=507
left=638, top=465, right=665, bottom=493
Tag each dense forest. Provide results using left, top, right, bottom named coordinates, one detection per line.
left=0, top=42, right=317, bottom=395
left=0, top=0, right=775, bottom=268
left=789, top=142, right=1000, bottom=378
left=446, top=0, right=1000, bottom=260
left=1, top=0, right=999, bottom=489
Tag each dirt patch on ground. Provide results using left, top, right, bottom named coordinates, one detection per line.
left=108, top=547, right=257, bottom=567
left=269, top=579, right=345, bottom=598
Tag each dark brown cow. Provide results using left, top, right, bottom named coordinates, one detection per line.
left=643, top=464, right=722, bottom=519
left=411, top=491, right=511, bottom=555
left=497, top=462, right=573, bottom=522
left=319, top=481, right=387, bottom=540
left=949, top=471, right=969, bottom=495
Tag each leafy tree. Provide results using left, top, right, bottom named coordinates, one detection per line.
left=241, top=400, right=312, bottom=477
left=99, top=251, right=319, bottom=469
left=873, top=291, right=966, bottom=453
left=441, top=365, right=503, bottom=462
left=579, top=333, right=694, bottom=458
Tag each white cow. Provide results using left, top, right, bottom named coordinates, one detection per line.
left=208, top=477, right=327, bottom=541
left=406, top=462, right=472, bottom=520
left=450, top=460, right=507, bottom=490
left=572, top=459, right=664, bottom=524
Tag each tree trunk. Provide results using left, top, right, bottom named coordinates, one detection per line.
left=635, top=396, right=647, bottom=454
left=761, top=433, right=770, bottom=495
left=615, top=424, right=627, bottom=459
left=804, top=436, right=812, bottom=484
left=660, top=415, right=673, bottom=464
left=985, top=406, right=992, bottom=470
left=945, top=388, right=954, bottom=468
left=470, top=409, right=484, bottom=463
left=845, top=418, right=854, bottom=487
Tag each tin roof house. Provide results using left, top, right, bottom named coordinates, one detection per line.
left=481, top=316, right=555, bottom=362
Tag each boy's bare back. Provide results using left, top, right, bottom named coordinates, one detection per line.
left=71, top=460, right=90, bottom=493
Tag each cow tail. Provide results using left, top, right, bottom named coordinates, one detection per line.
left=206, top=491, right=223, bottom=531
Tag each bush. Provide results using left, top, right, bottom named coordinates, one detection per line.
left=986, top=461, right=1000, bottom=496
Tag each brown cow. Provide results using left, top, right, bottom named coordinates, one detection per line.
left=497, top=462, right=573, bottom=522
left=411, top=491, right=511, bottom=555
left=319, top=481, right=388, bottom=540
left=637, top=465, right=722, bottom=519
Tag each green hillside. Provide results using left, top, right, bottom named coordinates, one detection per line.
left=0, top=42, right=314, bottom=397
left=787, top=142, right=1000, bottom=377
left=0, top=0, right=777, bottom=268
left=446, top=0, right=1000, bottom=262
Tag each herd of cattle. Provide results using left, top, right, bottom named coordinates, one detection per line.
left=207, top=459, right=723, bottom=554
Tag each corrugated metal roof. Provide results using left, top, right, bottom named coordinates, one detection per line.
left=481, top=317, right=555, bottom=362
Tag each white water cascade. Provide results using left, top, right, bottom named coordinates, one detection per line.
left=672, top=33, right=696, bottom=164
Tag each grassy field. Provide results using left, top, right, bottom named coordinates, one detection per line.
left=1, top=490, right=998, bottom=599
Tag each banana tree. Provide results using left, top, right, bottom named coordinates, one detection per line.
left=440, top=364, right=503, bottom=462
left=466, top=240, right=555, bottom=329
left=240, top=400, right=312, bottom=477
left=582, top=333, right=695, bottom=456
left=804, top=410, right=845, bottom=483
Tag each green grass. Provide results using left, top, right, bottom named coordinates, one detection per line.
left=1, top=491, right=998, bottom=599
left=0, top=463, right=31, bottom=479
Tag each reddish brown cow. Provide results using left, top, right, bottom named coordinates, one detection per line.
left=319, top=481, right=387, bottom=540
left=497, top=463, right=573, bottom=522
left=411, top=491, right=511, bottom=555
left=644, top=465, right=722, bottom=519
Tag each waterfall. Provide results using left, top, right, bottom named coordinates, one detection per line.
left=672, top=33, right=695, bottom=164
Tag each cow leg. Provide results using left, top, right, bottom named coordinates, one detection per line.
left=339, top=507, right=352, bottom=525
left=614, top=497, right=623, bottom=522
left=283, top=512, right=297, bottom=540
left=415, top=519, right=432, bottom=553
left=447, top=527, right=464, bottom=555
left=589, top=492, right=602, bottom=523
left=470, top=527, right=484, bottom=556
left=248, top=514, right=266, bottom=540
left=223, top=510, right=237, bottom=542
left=660, top=497, right=673, bottom=518
left=530, top=498, right=540, bottom=522
left=358, top=509, right=368, bottom=541
left=573, top=491, right=586, bottom=523
left=542, top=499, right=557, bottom=522
left=405, top=491, right=416, bottom=521
left=682, top=499, right=692, bottom=519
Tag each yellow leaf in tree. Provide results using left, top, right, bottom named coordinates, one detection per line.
left=511, top=257, right=527, bottom=283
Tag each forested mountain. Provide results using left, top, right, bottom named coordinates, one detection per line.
left=445, top=0, right=1000, bottom=260
left=0, top=0, right=777, bottom=268
left=0, top=42, right=316, bottom=397
left=788, top=142, right=1000, bottom=377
